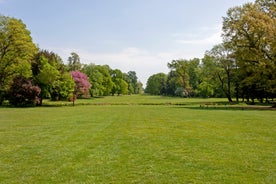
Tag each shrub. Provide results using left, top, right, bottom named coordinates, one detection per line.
left=8, top=76, right=41, bottom=106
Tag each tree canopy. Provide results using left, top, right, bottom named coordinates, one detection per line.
left=0, top=15, right=37, bottom=104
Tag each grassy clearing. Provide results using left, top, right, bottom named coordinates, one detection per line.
left=0, top=96, right=275, bottom=183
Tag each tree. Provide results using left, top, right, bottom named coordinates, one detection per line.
left=8, top=76, right=41, bottom=106
left=83, top=64, right=114, bottom=96
left=71, top=70, right=92, bottom=98
left=186, top=58, right=200, bottom=95
left=167, top=60, right=192, bottom=96
left=197, top=55, right=221, bottom=98
left=145, top=73, right=167, bottom=95
left=110, top=69, right=129, bottom=95
left=32, top=50, right=75, bottom=104
left=222, top=0, right=276, bottom=103
left=0, top=15, right=37, bottom=104
left=125, top=71, right=139, bottom=94
left=166, top=71, right=178, bottom=96
left=98, top=65, right=114, bottom=96
left=50, top=72, right=75, bottom=101
left=137, top=81, right=144, bottom=94
left=117, top=79, right=129, bottom=95
left=206, top=44, right=235, bottom=103
left=167, top=59, right=200, bottom=97
left=33, top=55, right=59, bottom=104
left=67, top=52, right=82, bottom=71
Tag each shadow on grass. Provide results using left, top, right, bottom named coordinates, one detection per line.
left=176, top=105, right=276, bottom=111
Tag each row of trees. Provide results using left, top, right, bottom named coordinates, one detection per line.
left=145, top=0, right=275, bottom=104
left=83, top=64, right=143, bottom=97
left=0, top=15, right=142, bottom=106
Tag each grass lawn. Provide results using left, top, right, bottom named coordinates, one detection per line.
left=43, top=95, right=229, bottom=106
left=0, top=96, right=275, bottom=183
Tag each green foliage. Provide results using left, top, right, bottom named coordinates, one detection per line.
left=117, top=79, right=129, bottom=95
left=83, top=64, right=114, bottom=96
left=67, top=52, right=82, bottom=71
left=125, top=71, right=141, bottom=94
left=32, top=50, right=75, bottom=104
left=222, top=0, right=276, bottom=102
left=51, top=72, right=75, bottom=100
left=137, top=81, right=144, bottom=94
left=37, top=57, right=60, bottom=85
left=199, top=55, right=222, bottom=97
left=167, top=60, right=191, bottom=93
left=205, top=44, right=235, bottom=102
left=145, top=73, right=167, bottom=95
left=148, top=59, right=202, bottom=97
left=0, top=15, right=37, bottom=104
left=110, top=69, right=129, bottom=95
left=195, top=81, right=214, bottom=98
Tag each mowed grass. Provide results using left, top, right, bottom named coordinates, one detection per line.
left=43, top=95, right=228, bottom=106
left=0, top=96, right=275, bottom=183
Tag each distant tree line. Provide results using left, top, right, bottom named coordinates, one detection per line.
left=0, top=15, right=143, bottom=106
left=145, top=0, right=275, bottom=104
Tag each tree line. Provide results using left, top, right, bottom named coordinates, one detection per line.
left=0, top=16, right=142, bottom=106
left=145, top=0, right=275, bottom=104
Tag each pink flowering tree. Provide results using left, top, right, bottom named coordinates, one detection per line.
left=71, top=70, right=92, bottom=98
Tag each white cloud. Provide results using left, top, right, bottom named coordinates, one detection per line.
left=176, top=31, right=222, bottom=45
left=173, top=25, right=222, bottom=45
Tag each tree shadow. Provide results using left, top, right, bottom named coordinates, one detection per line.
left=176, top=105, right=276, bottom=111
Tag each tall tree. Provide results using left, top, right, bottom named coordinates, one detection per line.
left=167, top=60, right=190, bottom=92
left=126, top=71, right=139, bottom=94
left=88, top=65, right=114, bottom=96
left=67, top=52, right=82, bottom=71
left=50, top=72, right=75, bottom=101
left=167, top=59, right=197, bottom=97
left=166, top=71, right=178, bottom=96
left=206, top=44, right=235, bottom=103
left=0, top=15, right=37, bottom=104
left=145, top=73, right=167, bottom=95
left=196, top=55, right=219, bottom=98
left=137, top=81, right=144, bottom=94
left=222, top=0, right=276, bottom=103
left=32, top=50, right=75, bottom=104
left=110, top=69, right=128, bottom=95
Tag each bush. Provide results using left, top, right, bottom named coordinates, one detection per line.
left=8, top=76, right=41, bottom=106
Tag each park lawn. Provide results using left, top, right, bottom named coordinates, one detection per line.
left=43, top=95, right=228, bottom=106
left=0, top=97, right=275, bottom=183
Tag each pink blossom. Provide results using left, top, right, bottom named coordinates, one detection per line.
left=71, top=70, right=92, bottom=98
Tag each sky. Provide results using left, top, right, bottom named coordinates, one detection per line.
left=0, top=0, right=254, bottom=85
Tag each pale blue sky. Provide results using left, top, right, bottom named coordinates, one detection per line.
left=0, top=0, right=254, bottom=85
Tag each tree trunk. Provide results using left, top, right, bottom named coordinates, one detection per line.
left=227, top=95, right=233, bottom=103
left=235, top=85, right=239, bottom=102
left=218, top=73, right=233, bottom=103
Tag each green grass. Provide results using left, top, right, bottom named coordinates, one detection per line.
left=0, top=96, right=275, bottom=183
left=43, top=95, right=229, bottom=106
